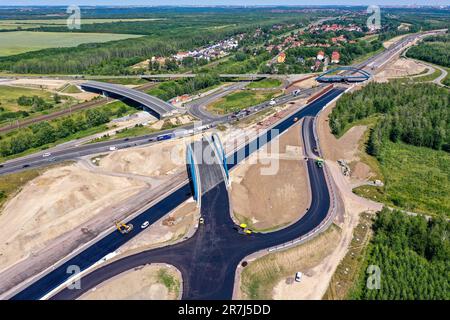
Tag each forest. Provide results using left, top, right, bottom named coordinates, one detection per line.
left=350, top=208, right=449, bottom=300
left=407, top=34, right=450, bottom=68
left=329, top=82, right=450, bottom=157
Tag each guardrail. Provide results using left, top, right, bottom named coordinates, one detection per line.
left=267, top=88, right=347, bottom=253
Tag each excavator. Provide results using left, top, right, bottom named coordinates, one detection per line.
left=115, top=220, right=134, bottom=235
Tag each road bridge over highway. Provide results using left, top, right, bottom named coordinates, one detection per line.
left=80, top=81, right=178, bottom=119
left=316, top=66, right=371, bottom=83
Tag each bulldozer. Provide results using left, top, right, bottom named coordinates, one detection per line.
left=115, top=220, right=133, bottom=235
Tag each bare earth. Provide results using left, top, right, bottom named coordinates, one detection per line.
left=0, top=163, right=147, bottom=273
left=271, top=225, right=341, bottom=300
left=374, top=57, right=427, bottom=83
left=230, top=123, right=309, bottom=230
left=98, top=135, right=199, bottom=177
left=316, top=101, right=375, bottom=183
left=80, top=264, right=181, bottom=300
left=118, top=200, right=198, bottom=254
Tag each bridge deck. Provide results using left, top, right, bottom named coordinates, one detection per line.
left=81, top=81, right=176, bottom=118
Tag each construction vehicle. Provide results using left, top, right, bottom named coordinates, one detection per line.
left=235, top=223, right=253, bottom=235
left=115, top=220, right=133, bottom=234
left=315, top=158, right=324, bottom=168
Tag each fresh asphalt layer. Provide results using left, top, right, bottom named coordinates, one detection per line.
left=10, top=88, right=343, bottom=300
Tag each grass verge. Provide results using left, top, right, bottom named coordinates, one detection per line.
left=323, top=212, right=373, bottom=300
left=240, top=224, right=340, bottom=300
left=207, top=90, right=281, bottom=115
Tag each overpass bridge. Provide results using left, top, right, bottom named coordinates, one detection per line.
left=80, top=81, right=177, bottom=119
left=186, top=134, right=229, bottom=208
left=316, top=66, right=371, bottom=83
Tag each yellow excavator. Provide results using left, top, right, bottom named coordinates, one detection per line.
left=115, top=220, right=133, bottom=235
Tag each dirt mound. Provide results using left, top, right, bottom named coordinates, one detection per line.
left=0, top=163, right=146, bottom=272
left=99, top=140, right=188, bottom=177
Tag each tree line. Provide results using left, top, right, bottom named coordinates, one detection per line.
left=407, top=34, right=450, bottom=68
left=0, top=104, right=129, bottom=157
left=350, top=208, right=449, bottom=300
left=148, top=74, right=221, bottom=101
left=329, top=82, right=450, bottom=157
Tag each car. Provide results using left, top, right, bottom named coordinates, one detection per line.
left=141, top=221, right=149, bottom=229
left=295, top=272, right=303, bottom=282
left=269, top=99, right=276, bottom=106
left=109, top=146, right=117, bottom=151
left=0, top=164, right=4, bottom=168
left=124, top=138, right=130, bottom=142
left=22, top=164, right=30, bottom=168
left=42, top=152, right=51, bottom=158
left=199, top=217, right=204, bottom=224
left=293, top=89, right=301, bottom=96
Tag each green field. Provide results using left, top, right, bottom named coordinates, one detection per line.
left=207, top=90, right=281, bottom=115
left=0, top=85, right=54, bottom=112
left=247, top=78, right=282, bottom=89
left=0, top=19, right=161, bottom=30
left=354, top=141, right=450, bottom=217
left=0, top=31, right=142, bottom=56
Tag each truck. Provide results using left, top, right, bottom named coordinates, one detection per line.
left=156, top=133, right=174, bottom=141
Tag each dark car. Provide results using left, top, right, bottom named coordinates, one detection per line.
left=22, top=164, right=30, bottom=168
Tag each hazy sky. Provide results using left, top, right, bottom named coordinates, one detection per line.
left=3, top=1, right=450, bottom=6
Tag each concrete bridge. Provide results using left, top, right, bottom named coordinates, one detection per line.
left=80, top=80, right=177, bottom=119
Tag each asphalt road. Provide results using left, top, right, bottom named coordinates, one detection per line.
left=10, top=88, right=343, bottom=300
left=0, top=84, right=320, bottom=176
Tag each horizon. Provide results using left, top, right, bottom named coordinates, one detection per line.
left=2, top=1, right=450, bottom=8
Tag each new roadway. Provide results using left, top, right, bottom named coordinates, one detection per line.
left=10, top=87, right=343, bottom=300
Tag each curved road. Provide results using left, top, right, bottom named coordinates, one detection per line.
left=9, top=88, right=342, bottom=300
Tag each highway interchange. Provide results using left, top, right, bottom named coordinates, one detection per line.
left=11, top=88, right=342, bottom=300
left=2, top=29, right=444, bottom=300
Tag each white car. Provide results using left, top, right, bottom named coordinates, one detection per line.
left=141, top=221, right=149, bottom=229
left=42, top=152, right=51, bottom=158
left=109, top=146, right=117, bottom=151
left=269, top=99, right=276, bottom=106
left=199, top=217, right=205, bottom=225
left=295, top=272, right=303, bottom=282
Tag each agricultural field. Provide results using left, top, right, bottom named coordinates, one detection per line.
left=0, top=31, right=142, bottom=56
left=0, top=18, right=162, bottom=30
left=207, top=90, right=281, bottom=114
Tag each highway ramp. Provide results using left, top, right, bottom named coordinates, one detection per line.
left=81, top=81, right=177, bottom=119
left=9, top=88, right=343, bottom=300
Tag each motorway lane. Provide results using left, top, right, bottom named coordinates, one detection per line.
left=9, top=88, right=343, bottom=300
left=0, top=84, right=319, bottom=176
left=187, top=82, right=248, bottom=122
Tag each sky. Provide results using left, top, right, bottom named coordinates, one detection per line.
left=3, top=1, right=450, bottom=7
